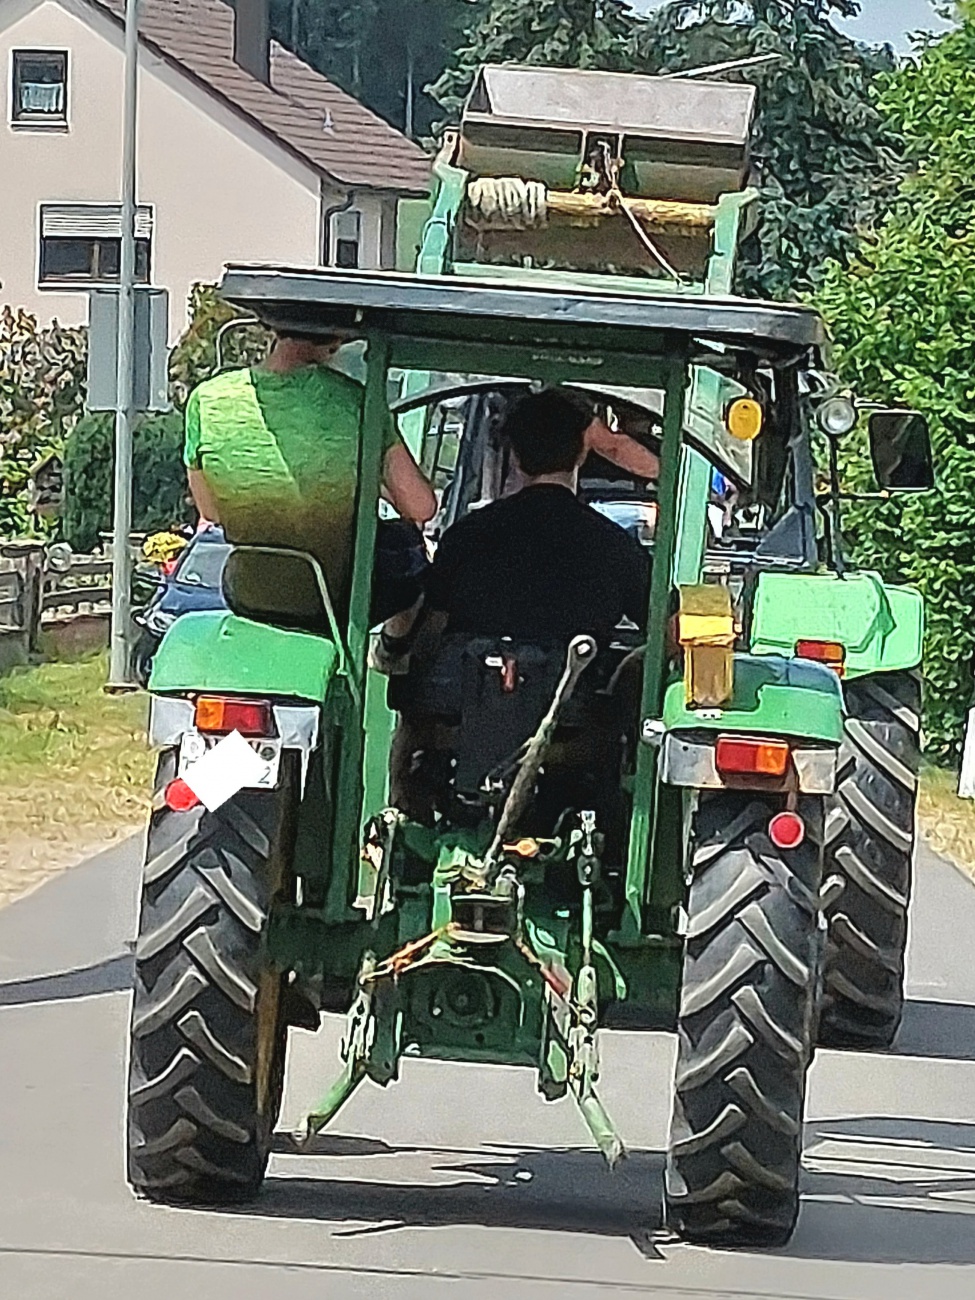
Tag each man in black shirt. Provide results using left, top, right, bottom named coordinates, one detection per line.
left=424, top=388, right=650, bottom=644
left=384, top=389, right=655, bottom=819
left=386, top=388, right=652, bottom=819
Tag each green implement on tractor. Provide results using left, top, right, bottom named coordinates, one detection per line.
left=132, top=265, right=842, bottom=1249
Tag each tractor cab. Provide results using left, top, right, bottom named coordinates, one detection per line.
left=380, top=358, right=825, bottom=878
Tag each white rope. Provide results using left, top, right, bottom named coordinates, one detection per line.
left=616, top=196, right=683, bottom=284
left=467, top=175, right=683, bottom=282
left=467, top=177, right=549, bottom=231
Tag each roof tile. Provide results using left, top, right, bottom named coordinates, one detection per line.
left=91, top=0, right=432, bottom=192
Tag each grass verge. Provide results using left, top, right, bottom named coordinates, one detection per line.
left=0, top=653, right=153, bottom=907
left=918, top=765, right=975, bottom=879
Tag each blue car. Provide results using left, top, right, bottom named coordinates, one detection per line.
left=133, top=527, right=231, bottom=684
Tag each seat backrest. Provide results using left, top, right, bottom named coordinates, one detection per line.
left=401, top=634, right=584, bottom=796
left=222, top=548, right=333, bottom=634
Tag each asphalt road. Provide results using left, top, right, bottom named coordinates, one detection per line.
left=2, top=837, right=975, bottom=1299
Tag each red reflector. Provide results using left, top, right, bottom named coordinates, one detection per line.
left=769, top=811, right=805, bottom=851
left=194, top=696, right=271, bottom=736
left=716, top=736, right=791, bottom=778
left=796, top=640, right=846, bottom=676
left=164, top=778, right=200, bottom=812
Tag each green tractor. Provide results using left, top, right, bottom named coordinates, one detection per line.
left=134, top=264, right=855, bottom=1248
left=124, top=70, right=934, bottom=1250
left=402, top=64, right=932, bottom=1051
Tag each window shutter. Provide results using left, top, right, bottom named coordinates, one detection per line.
left=40, top=203, right=153, bottom=239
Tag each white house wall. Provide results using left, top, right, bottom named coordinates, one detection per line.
left=0, top=0, right=376, bottom=336
left=322, top=189, right=393, bottom=270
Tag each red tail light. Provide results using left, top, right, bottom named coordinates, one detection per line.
left=716, top=736, right=791, bottom=778
left=164, top=778, right=201, bottom=812
left=796, top=640, right=846, bottom=676
left=194, top=696, right=272, bottom=737
left=769, top=811, right=805, bottom=850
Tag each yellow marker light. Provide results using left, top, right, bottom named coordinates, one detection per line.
left=679, top=585, right=736, bottom=710
left=726, top=398, right=764, bottom=442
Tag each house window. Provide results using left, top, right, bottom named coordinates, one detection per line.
left=12, top=50, right=68, bottom=124
left=333, top=209, right=361, bottom=269
left=38, top=204, right=153, bottom=286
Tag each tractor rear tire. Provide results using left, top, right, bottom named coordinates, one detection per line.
left=818, top=670, right=921, bottom=1051
left=666, top=791, right=824, bottom=1248
left=126, top=750, right=296, bottom=1203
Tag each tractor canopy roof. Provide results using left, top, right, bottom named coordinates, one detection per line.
left=219, top=266, right=824, bottom=391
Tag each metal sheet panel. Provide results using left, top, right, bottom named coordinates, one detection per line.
left=219, top=265, right=825, bottom=357
left=86, top=287, right=170, bottom=413
left=460, top=65, right=757, bottom=201
left=469, top=65, right=756, bottom=145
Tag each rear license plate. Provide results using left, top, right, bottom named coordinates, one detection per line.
left=178, top=730, right=282, bottom=791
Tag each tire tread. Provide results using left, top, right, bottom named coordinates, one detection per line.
left=666, top=790, right=823, bottom=1248
left=126, top=750, right=292, bottom=1203
left=819, top=670, right=920, bottom=1050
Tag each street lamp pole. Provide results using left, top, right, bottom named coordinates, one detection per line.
left=108, top=0, right=141, bottom=688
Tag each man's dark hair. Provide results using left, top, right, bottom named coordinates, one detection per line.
left=501, top=388, right=594, bottom=477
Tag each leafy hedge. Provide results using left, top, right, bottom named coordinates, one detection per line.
left=0, top=308, right=87, bottom=537
left=818, top=8, right=975, bottom=760
left=61, top=409, right=189, bottom=553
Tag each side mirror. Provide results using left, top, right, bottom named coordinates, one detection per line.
left=867, top=409, right=935, bottom=492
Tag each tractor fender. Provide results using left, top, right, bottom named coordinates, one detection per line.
left=750, top=571, right=924, bottom=680
left=660, top=653, right=843, bottom=794
left=148, top=610, right=340, bottom=703
left=146, top=612, right=339, bottom=796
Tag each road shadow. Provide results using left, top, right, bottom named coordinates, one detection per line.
left=0, top=952, right=133, bottom=1008
left=257, top=1139, right=667, bottom=1258
left=5, top=950, right=975, bottom=1268
left=214, top=1112, right=975, bottom=1267
left=793, top=1115, right=975, bottom=1265
left=892, top=998, right=975, bottom=1061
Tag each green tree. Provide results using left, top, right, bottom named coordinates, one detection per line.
left=817, top=4, right=975, bottom=759
left=61, top=410, right=189, bottom=553
left=168, top=283, right=268, bottom=409
left=271, top=0, right=376, bottom=98
left=628, top=0, right=900, bottom=298
left=365, top=0, right=474, bottom=138
left=271, top=0, right=467, bottom=139
left=431, top=0, right=638, bottom=121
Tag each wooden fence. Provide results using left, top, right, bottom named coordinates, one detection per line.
left=0, top=543, right=113, bottom=672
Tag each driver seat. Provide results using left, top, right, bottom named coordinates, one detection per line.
left=392, top=635, right=626, bottom=831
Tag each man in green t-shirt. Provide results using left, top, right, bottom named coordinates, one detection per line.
left=184, top=330, right=436, bottom=624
